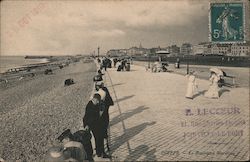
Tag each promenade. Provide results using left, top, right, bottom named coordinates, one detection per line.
left=103, top=64, right=249, bottom=161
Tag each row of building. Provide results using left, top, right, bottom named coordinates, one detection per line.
left=107, top=42, right=250, bottom=57
left=192, top=42, right=250, bottom=56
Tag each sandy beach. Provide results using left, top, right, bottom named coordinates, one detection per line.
left=0, top=59, right=96, bottom=161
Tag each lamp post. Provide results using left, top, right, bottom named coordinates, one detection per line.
left=186, top=53, right=189, bottom=74
left=98, top=46, right=100, bottom=58
left=148, top=53, right=150, bottom=69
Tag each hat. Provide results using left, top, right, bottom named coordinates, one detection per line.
left=189, top=71, right=195, bottom=75
left=45, top=146, right=65, bottom=161
left=98, top=70, right=103, bottom=74
left=57, top=129, right=73, bottom=142
left=92, top=93, right=101, bottom=101
left=95, top=81, right=104, bottom=87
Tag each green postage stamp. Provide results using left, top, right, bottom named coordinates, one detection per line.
left=210, top=3, right=244, bottom=42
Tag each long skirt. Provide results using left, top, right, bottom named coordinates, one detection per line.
left=186, top=83, right=195, bottom=98
left=204, top=83, right=219, bottom=98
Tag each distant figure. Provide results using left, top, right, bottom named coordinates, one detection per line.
left=93, top=70, right=104, bottom=82
left=117, top=61, right=122, bottom=71
left=175, top=58, right=180, bottom=68
left=204, top=72, right=220, bottom=99
left=44, top=69, right=52, bottom=75
left=102, top=58, right=108, bottom=71
left=64, top=78, right=75, bottom=86
left=121, top=59, right=127, bottom=71
left=185, top=71, right=198, bottom=99
left=113, top=58, right=118, bottom=67
left=97, top=58, right=101, bottom=64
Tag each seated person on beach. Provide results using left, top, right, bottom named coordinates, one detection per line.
left=58, top=129, right=87, bottom=161
left=46, top=129, right=87, bottom=161
left=73, top=129, right=94, bottom=161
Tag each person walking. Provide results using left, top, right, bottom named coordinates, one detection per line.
left=83, top=94, right=110, bottom=158
left=185, top=71, right=198, bottom=99
left=204, top=71, right=220, bottom=99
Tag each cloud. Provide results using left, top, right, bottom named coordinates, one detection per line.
left=72, top=1, right=208, bottom=28
left=1, top=0, right=209, bottom=55
left=92, top=29, right=125, bottom=37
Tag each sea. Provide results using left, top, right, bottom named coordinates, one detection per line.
left=0, top=56, right=49, bottom=73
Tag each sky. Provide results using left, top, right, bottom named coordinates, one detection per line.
left=0, top=0, right=210, bottom=56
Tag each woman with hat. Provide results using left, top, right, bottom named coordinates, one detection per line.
left=204, top=71, right=220, bottom=99
left=185, top=71, right=198, bottom=99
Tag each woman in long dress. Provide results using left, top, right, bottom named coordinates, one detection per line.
left=185, top=71, right=198, bottom=99
left=204, top=72, right=220, bottom=99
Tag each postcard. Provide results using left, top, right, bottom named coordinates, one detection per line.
left=0, top=0, right=249, bottom=161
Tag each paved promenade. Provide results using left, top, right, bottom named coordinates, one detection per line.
left=103, top=64, right=249, bottom=161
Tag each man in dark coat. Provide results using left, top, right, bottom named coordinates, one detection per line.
left=95, top=82, right=114, bottom=152
left=83, top=94, right=110, bottom=158
left=113, top=58, right=118, bottom=67
left=102, top=58, right=108, bottom=71
left=99, top=82, right=114, bottom=139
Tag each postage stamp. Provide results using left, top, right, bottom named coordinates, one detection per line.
left=210, top=2, right=245, bottom=42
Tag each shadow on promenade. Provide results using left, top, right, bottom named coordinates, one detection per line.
left=110, top=106, right=149, bottom=127
left=108, top=83, right=125, bottom=87
left=219, top=88, right=230, bottom=97
left=110, top=121, right=156, bottom=153
left=115, top=95, right=135, bottom=103
left=193, top=90, right=206, bottom=99
left=124, top=145, right=157, bottom=161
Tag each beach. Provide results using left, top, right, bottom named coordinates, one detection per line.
left=0, top=59, right=96, bottom=161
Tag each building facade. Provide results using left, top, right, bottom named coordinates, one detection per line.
left=193, top=42, right=212, bottom=55
left=211, top=44, right=230, bottom=55
left=180, top=43, right=192, bottom=55
left=107, top=49, right=127, bottom=57
left=167, top=45, right=180, bottom=56
left=230, top=42, right=250, bottom=56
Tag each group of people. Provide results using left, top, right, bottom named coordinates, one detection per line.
left=97, top=57, right=112, bottom=71
left=149, top=61, right=168, bottom=73
left=116, top=58, right=133, bottom=72
left=185, top=70, right=223, bottom=99
left=46, top=59, right=114, bottom=162
left=83, top=65, right=114, bottom=159
left=96, top=56, right=132, bottom=72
